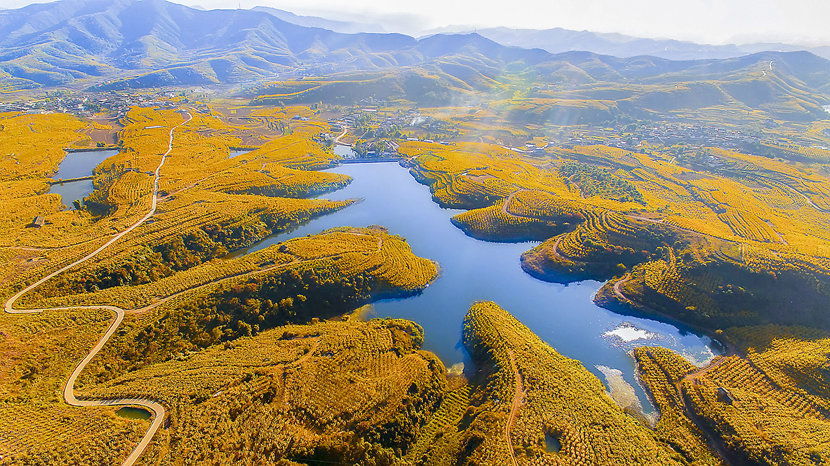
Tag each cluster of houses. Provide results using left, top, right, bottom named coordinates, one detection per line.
left=327, top=107, right=456, bottom=154
left=0, top=91, right=207, bottom=120
left=329, top=107, right=436, bottom=137
left=569, top=122, right=763, bottom=152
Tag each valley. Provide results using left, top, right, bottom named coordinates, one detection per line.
left=1, top=1, right=830, bottom=464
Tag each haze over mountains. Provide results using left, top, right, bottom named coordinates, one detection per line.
left=1, top=0, right=829, bottom=123
left=245, top=6, right=830, bottom=61
left=467, top=27, right=830, bottom=62
left=251, top=5, right=387, bottom=35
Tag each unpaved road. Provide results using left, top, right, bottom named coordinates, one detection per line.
left=4, top=111, right=192, bottom=466
left=334, top=126, right=349, bottom=145
left=505, top=349, right=524, bottom=466
left=613, top=275, right=737, bottom=465
left=3, top=120, right=389, bottom=465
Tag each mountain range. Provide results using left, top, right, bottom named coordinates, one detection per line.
left=0, top=0, right=553, bottom=89
left=0, top=0, right=829, bottom=123
left=245, top=6, right=830, bottom=61
left=468, top=27, right=830, bottom=62
left=250, top=6, right=387, bottom=35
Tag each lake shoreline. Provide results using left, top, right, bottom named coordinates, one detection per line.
left=49, top=148, right=120, bottom=210
left=232, top=161, right=718, bottom=414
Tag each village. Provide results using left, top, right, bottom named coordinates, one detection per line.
left=1, top=90, right=802, bottom=166
left=324, top=106, right=456, bottom=159
left=0, top=91, right=211, bottom=119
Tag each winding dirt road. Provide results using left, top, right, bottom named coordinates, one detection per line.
left=3, top=126, right=386, bottom=463
left=505, top=349, right=524, bottom=466
left=612, top=272, right=633, bottom=303
left=333, top=125, right=349, bottom=145
left=4, top=111, right=192, bottom=466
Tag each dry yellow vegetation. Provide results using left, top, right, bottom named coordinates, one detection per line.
left=4, top=93, right=830, bottom=465
left=682, top=326, right=830, bottom=465
left=68, top=226, right=438, bottom=382
left=400, top=141, right=567, bottom=209
left=634, top=325, right=830, bottom=466
left=83, top=318, right=446, bottom=464
left=634, top=347, right=722, bottom=465
left=0, top=105, right=354, bottom=310
left=0, top=307, right=145, bottom=464
left=397, top=137, right=830, bottom=332
left=0, top=112, right=102, bottom=249
left=403, top=138, right=830, bottom=265
left=451, top=200, right=563, bottom=241
left=0, top=402, right=146, bottom=465
left=0, top=103, right=386, bottom=464
left=452, top=301, right=687, bottom=465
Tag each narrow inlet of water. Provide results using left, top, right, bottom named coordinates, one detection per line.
left=229, top=149, right=254, bottom=159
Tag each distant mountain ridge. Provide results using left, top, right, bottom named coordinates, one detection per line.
left=0, top=0, right=829, bottom=124
left=444, top=27, right=830, bottom=61
left=0, top=0, right=548, bottom=89
left=251, top=5, right=387, bottom=34
left=242, top=6, right=830, bottom=61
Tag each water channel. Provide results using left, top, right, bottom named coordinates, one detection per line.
left=240, top=160, right=719, bottom=415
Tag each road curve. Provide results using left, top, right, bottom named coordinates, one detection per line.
left=333, top=125, right=348, bottom=145
left=4, top=111, right=192, bottom=466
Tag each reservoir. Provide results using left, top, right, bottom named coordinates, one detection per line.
left=242, top=161, right=719, bottom=415
left=49, top=149, right=119, bottom=209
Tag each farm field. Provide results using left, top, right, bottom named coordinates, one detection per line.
left=3, top=0, right=830, bottom=462
left=83, top=317, right=447, bottom=464
left=397, top=135, right=830, bottom=332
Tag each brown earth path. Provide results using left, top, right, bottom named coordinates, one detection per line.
left=5, top=154, right=384, bottom=464
left=4, top=111, right=192, bottom=466
left=505, top=349, right=525, bottom=466
left=333, top=125, right=349, bottom=145
left=127, top=234, right=383, bottom=315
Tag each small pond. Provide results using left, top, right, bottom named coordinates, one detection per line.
left=229, top=149, right=254, bottom=159
left=48, top=149, right=118, bottom=210
left=115, top=407, right=152, bottom=420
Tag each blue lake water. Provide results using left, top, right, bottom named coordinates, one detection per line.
left=241, top=161, right=719, bottom=415
left=48, top=149, right=119, bottom=209
left=229, top=149, right=253, bottom=159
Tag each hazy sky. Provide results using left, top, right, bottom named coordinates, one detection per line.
left=2, top=0, right=829, bottom=45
